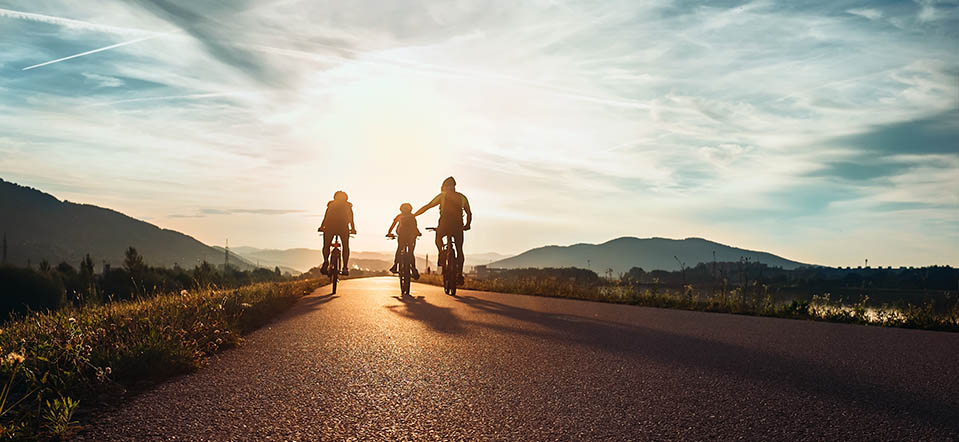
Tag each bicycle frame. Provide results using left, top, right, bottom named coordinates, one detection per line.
left=427, top=228, right=460, bottom=296
left=326, top=233, right=347, bottom=294
left=388, top=235, right=416, bottom=295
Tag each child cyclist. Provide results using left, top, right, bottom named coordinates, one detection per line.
left=386, top=203, right=421, bottom=279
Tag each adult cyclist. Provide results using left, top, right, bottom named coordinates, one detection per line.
left=414, top=176, right=471, bottom=284
left=318, top=190, right=356, bottom=276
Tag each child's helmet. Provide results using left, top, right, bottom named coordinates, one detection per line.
left=400, top=203, right=413, bottom=213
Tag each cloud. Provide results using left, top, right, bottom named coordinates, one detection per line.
left=0, top=7, right=156, bottom=35
left=81, top=72, right=125, bottom=87
left=3, top=0, right=958, bottom=265
left=199, top=208, right=306, bottom=216
left=847, top=8, right=883, bottom=20
left=831, top=108, right=959, bottom=156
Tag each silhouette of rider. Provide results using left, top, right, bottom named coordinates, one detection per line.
left=414, top=176, right=471, bottom=284
left=318, top=190, right=356, bottom=276
left=386, top=203, right=421, bottom=279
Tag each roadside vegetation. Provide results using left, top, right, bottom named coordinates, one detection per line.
left=0, top=246, right=292, bottom=319
left=0, top=278, right=320, bottom=440
left=420, top=263, right=959, bottom=332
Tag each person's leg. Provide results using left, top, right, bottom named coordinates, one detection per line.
left=341, top=233, right=350, bottom=272
left=321, top=232, right=332, bottom=273
left=453, top=230, right=465, bottom=271
left=407, top=239, right=417, bottom=269
left=435, top=230, right=444, bottom=266
left=391, top=240, right=401, bottom=273
left=408, top=239, right=419, bottom=279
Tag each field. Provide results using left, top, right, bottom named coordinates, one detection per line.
left=417, top=271, right=959, bottom=332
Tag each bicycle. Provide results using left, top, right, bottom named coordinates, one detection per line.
left=386, top=234, right=416, bottom=295
left=426, top=227, right=460, bottom=296
left=321, top=232, right=351, bottom=295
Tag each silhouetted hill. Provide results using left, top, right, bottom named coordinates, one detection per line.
left=0, top=178, right=254, bottom=270
left=489, top=237, right=807, bottom=274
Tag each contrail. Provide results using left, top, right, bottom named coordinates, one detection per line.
left=22, top=34, right=162, bottom=71
left=0, top=7, right=151, bottom=35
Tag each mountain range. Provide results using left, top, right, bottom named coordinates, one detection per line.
left=0, top=178, right=258, bottom=271
left=489, top=237, right=807, bottom=275
left=2, top=178, right=807, bottom=277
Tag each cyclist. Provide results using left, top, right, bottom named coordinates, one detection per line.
left=317, top=190, right=356, bottom=275
left=414, top=176, right=471, bottom=284
left=386, top=203, right=421, bottom=279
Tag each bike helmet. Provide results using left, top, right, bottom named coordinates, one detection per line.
left=400, top=203, right=413, bottom=213
left=333, top=190, right=348, bottom=201
left=442, top=176, right=456, bottom=189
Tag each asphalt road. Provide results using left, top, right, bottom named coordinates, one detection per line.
left=79, top=277, right=959, bottom=441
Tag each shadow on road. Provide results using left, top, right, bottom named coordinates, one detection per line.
left=385, top=294, right=465, bottom=335
left=453, top=295, right=959, bottom=432
left=282, top=293, right=339, bottom=321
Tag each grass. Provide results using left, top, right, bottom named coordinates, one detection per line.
left=0, top=279, right=320, bottom=440
left=418, top=274, right=959, bottom=332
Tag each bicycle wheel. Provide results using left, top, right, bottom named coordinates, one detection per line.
left=399, top=251, right=409, bottom=295
left=330, top=250, right=340, bottom=294
left=445, top=242, right=456, bottom=296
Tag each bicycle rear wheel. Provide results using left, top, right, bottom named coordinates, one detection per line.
left=399, top=251, right=410, bottom=295
left=445, top=242, right=457, bottom=296
left=330, top=250, right=340, bottom=294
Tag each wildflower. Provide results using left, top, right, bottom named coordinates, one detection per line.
left=213, top=329, right=220, bottom=334
left=104, top=367, right=112, bottom=375
left=68, top=317, right=76, bottom=323
left=5, top=352, right=26, bottom=365
left=215, top=338, right=223, bottom=345
left=180, top=290, right=189, bottom=296
left=240, top=303, right=252, bottom=308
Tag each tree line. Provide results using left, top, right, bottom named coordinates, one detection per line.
left=0, top=246, right=291, bottom=318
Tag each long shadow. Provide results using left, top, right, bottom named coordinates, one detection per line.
left=454, top=295, right=959, bottom=432
left=281, top=293, right=339, bottom=320
left=385, top=294, right=465, bottom=335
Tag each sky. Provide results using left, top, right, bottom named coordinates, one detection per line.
left=0, top=0, right=957, bottom=267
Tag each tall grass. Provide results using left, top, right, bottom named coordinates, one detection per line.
left=0, top=279, right=319, bottom=440
left=419, top=274, right=959, bottom=332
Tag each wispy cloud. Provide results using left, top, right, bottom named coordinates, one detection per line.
left=0, top=7, right=155, bottom=35
left=81, top=72, right=125, bottom=87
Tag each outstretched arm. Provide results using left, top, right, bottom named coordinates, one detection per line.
left=413, top=194, right=442, bottom=217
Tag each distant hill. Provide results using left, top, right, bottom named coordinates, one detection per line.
left=234, top=247, right=513, bottom=273
left=489, top=237, right=807, bottom=274
left=0, top=178, right=254, bottom=270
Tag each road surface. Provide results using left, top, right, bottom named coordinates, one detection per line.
left=79, top=277, right=959, bottom=441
